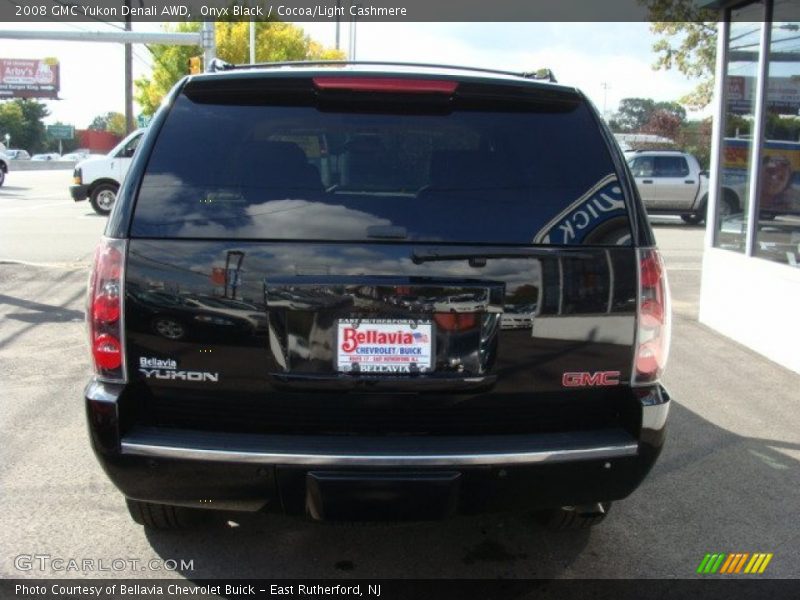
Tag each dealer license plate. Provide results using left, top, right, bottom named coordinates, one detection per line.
left=336, top=319, right=434, bottom=374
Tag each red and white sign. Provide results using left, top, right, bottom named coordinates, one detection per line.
left=337, top=319, right=434, bottom=373
left=0, top=58, right=60, bottom=99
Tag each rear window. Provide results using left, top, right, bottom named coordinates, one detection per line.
left=130, top=80, right=631, bottom=245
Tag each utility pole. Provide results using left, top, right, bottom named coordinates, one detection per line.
left=348, top=5, right=358, bottom=60
left=202, top=22, right=216, bottom=71
left=249, top=21, right=255, bottom=64
left=124, top=0, right=133, bottom=134
left=335, top=0, right=341, bottom=50
left=601, top=82, right=610, bottom=120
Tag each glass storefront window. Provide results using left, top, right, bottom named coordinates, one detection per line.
left=754, top=7, right=800, bottom=267
left=715, top=2, right=765, bottom=253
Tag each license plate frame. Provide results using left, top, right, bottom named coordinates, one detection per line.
left=335, top=318, right=435, bottom=374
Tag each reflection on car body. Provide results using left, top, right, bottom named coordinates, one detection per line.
left=500, top=303, right=536, bottom=330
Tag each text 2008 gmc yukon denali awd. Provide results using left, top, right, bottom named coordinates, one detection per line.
left=85, top=62, right=672, bottom=530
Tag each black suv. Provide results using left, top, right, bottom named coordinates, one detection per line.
left=85, top=62, right=671, bottom=529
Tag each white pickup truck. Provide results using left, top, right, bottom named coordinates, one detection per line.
left=626, top=150, right=742, bottom=225
left=70, top=129, right=144, bottom=215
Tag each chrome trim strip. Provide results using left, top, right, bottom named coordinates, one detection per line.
left=121, top=441, right=638, bottom=467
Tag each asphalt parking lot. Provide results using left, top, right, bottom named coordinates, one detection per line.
left=1, top=170, right=799, bottom=579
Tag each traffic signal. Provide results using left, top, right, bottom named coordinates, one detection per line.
left=188, top=56, right=202, bottom=74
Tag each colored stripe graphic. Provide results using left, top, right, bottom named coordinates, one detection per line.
left=719, top=554, right=735, bottom=574
left=697, top=552, right=772, bottom=575
left=696, top=554, right=712, bottom=574
left=758, top=554, right=773, bottom=573
left=710, top=554, right=726, bottom=573
left=734, top=553, right=749, bottom=573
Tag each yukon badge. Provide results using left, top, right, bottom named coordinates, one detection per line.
left=562, top=371, right=620, bottom=387
left=138, top=356, right=219, bottom=383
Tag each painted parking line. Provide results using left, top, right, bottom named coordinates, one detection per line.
left=0, top=258, right=89, bottom=269
left=0, top=201, right=71, bottom=213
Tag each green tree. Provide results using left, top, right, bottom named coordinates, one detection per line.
left=88, top=111, right=126, bottom=136
left=614, top=97, right=686, bottom=132
left=0, top=101, right=24, bottom=149
left=106, top=113, right=127, bottom=136
left=765, top=113, right=800, bottom=141
left=135, top=21, right=344, bottom=116
left=641, top=0, right=718, bottom=109
left=615, top=98, right=656, bottom=132
left=0, top=99, right=49, bottom=151
left=88, top=114, right=107, bottom=131
left=676, top=118, right=713, bottom=169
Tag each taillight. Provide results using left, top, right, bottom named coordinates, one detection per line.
left=632, top=248, right=671, bottom=386
left=87, top=238, right=127, bottom=381
left=73, top=167, right=82, bottom=185
left=434, top=312, right=478, bottom=331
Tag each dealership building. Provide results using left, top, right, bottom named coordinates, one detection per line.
left=700, top=0, right=800, bottom=373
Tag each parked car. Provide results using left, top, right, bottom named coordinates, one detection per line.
left=626, top=150, right=721, bottom=224
left=85, top=62, right=672, bottom=530
left=0, top=150, right=7, bottom=186
left=500, top=303, right=536, bottom=330
left=31, top=152, right=61, bottom=161
left=70, top=129, right=144, bottom=215
left=5, top=149, right=30, bottom=160
left=61, top=152, right=86, bottom=162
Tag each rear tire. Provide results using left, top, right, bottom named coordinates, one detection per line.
left=681, top=213, right=704, bottom=225
left=681, top=194, right=708, bottom=225
left=126, top=499, right=206, bottom=530
left=719, top=193, right=737, bottom=219
left=538, top=502, right=611, bottom=531
left=0, top=166, right=6, bottom=187
left=89, top=182, right=118, bottom=216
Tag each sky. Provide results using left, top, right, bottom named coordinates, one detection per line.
left=0, top=21, right=708, bottom=129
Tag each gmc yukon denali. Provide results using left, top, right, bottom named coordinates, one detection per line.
left=85, top=62, right=672, bottom=530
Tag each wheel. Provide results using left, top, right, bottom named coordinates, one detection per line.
left=718, top=193, right=736, bottom=219
left=152, top=317, right=185, bottom=340
left=89, top=182, right=118, bottom=216
left=538, top=502, right=611, bottom=531
left=681, top=194, right=707, bottom=225
left=0, top=166, right=6, bottom=187
left=126, top=499, right=206, bottom=530
left=681, top=213, right=704, bottom=225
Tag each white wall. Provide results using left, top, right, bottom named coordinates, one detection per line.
left=699, top=248, right=800, bottom=374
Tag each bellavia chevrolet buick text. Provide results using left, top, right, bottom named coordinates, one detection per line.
left=85, top=62, right=672, bottom=530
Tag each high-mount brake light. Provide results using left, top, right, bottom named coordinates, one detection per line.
left=312, top=77, right=458, bottom=94
left=88, top=238, right=127, bottom=381
left=632, top=248, right=671, bottom=385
